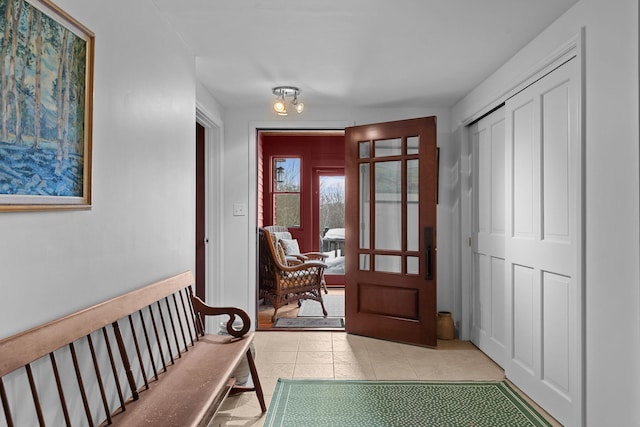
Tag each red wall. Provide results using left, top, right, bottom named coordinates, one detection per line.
left=261, top=133, right=344, bottom=253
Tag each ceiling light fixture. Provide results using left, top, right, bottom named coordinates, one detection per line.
left=272, top=86, right=304, bottom=116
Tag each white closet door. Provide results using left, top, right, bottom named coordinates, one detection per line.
left=504, top=57, right=581, bottom=426
left=470, top=107, right=506, bottom=367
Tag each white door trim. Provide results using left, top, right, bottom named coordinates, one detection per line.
left=196, top=103, right=224, bottom=332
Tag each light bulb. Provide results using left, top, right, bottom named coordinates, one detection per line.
left=295, top=102, right=304, bottom=113
left=277, top=105, right=288, bottom=116
left=273, top=98, right=286, bottom=113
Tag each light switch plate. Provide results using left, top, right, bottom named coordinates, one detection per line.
left=233, top=203, right=246, bottom=216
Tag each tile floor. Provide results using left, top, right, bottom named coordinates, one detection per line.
left=210, top=331, right=560, bottom=426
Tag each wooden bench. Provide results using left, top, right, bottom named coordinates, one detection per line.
left=0, top=271, right=265, bottom=426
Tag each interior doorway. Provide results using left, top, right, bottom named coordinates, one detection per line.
left=257, top=130, right=346, bottom=329
left=194, top=110, right=223, bottom=335
left=195, top=122, right=206, bottom=300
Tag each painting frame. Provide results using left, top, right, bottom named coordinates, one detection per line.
left=0, top=0, right=94, bottom=212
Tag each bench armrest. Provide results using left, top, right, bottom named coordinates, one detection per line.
left=190, top=295, right=251, bottom=338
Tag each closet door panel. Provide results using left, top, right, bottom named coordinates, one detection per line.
left=504, top=58, right=581, bottom=426
left=470, top=107, right=506, bottom=367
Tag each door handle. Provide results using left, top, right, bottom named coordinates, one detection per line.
left=424, top=227, right=434, bottom=280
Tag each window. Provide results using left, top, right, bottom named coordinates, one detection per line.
left=273, top=158, right=301, bottom=227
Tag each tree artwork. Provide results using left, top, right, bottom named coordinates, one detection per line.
left=0, top=0, right=91, bottom=203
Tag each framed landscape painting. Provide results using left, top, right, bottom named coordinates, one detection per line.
left=0, top=0, right=94, bottom=211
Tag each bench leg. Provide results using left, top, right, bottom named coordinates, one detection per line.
left=231, top=347, right=267, bottom=413
left=246, top=348, right=267, bottom=413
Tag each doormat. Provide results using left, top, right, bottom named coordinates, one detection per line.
left=298, top=294, right=344, bottom=317
left=273, top=317, right=344, bottom=328
left=264, top=379, right=553, bottom=427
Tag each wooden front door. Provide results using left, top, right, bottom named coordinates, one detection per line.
left=345, top=117, right=437, bottom=346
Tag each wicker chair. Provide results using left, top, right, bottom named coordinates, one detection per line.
left=263, top=225, right=329, bottom=293
left=258, top=227, right=328, bottom=322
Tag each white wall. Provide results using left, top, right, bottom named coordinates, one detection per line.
left=453, top=0, right=640, bottom=424
left=217, top=106, right=459, bottom=320
left=0, top=0, right=197, bottom=338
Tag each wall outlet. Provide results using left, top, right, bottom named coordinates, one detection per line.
left=233, top=204, right=246, bottom=216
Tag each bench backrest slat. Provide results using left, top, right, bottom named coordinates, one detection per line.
left=49, top=352, right=72, bottom=426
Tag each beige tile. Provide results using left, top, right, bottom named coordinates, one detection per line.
left=292, top=363, right=334, bottom=378
left=332, top=333, right=368, bottom=347
left=299, top=331, right=333, bottom=342
left=261, top=331, right=301, bottom=343
left=363, top=337, right=405, bottom=352
left=334, top=363, right=376, bottom=380
left=332, top=351, right=372, bottom=365
left=400, top=344, right=438, bottom=359
left=297, top=339, right=334, bottom=352
left=256, top=350, right=298, bottom=364
left=332, top=340, right=367, bottom=353
left=367, top=349, right=409, bottom=364
left=295, top=351, right=333, bottom=364
left=262, top=340, right=300, bottom=352
left=256, top=363, right=295, bottom=378
left=372, top=363, right=418, bottom=380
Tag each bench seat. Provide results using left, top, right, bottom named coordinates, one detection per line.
left=108, top=333, right=255, bottom=426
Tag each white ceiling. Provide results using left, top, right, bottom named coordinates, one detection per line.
left=151, top=0, right=578, bottom=110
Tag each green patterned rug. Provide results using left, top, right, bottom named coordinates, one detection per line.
left=264, top=379, right=553, bottom=427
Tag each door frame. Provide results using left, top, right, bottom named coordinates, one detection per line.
left=196, top=104, right=223, bottom=333
left=249, top=121, right=354, bottom=323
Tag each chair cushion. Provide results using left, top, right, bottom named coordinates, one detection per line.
left=272, top=231, right=292, bottom=241
left=275, top=242, right=288, bottom=266
left=280, top=238, right=301, bottom=255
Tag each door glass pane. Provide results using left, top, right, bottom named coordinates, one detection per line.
left=407, top=159, right=419, bottom=251
left=359, top=164, right=370, bottom=249
left=319, top=175, right=345, bottom=275
left=407, top=256, right=419, bottom=275
left=359, top=254, right=370, bottom=271
left=359, top=141, right=370, bottom=158
left=407, top=136, right=419, bottom=155
left=374, top=138, right=402, bottom=157
left=274, top=194, right=300, bottom=227
left=375, top=161, right=401, bottom=250
left=375, top=255, right=402, bottom=273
